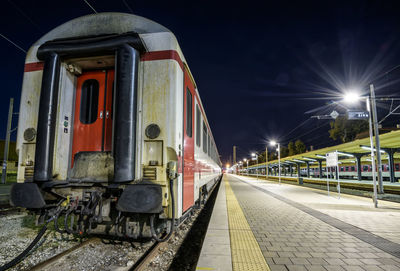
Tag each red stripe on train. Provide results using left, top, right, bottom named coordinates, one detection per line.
left=24, top=62, right=44, bottom=72
left=141, top=50, right=184, bottom=71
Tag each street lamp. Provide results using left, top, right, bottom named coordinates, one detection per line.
left=270, top=141, right=281, bottom=184
left=342, top=88, right=379, bottom=207
left=343, top=90, right=361, bottom=104
left=252, top=152, right=259, bottom=179
left=243, top=158, right=248, bottom=176
left=265, top=146, right=269, bottom=178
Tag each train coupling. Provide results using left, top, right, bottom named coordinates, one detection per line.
left=45, top=190, right=104, bottom=235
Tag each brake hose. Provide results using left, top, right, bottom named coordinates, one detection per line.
left=150, top=178, right=175, bottom=242
left=0, top=216, right=54, bottom=271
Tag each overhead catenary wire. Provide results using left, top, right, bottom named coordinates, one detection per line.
left=83, top=0, right=97, bottom=13
left=235, top=121, right=329, bottom=161
left=279, top=118, right=312, bottom=142
left=0, top=33, right=26, bottom=53
left=122, top=0, right=134, bottom=13
left=282, top=121, right=331, bottom=145
left=378, top=98, right=400, bottom=124
left=7, top=0, right=42, bottom=31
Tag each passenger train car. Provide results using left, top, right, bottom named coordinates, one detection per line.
left=303, top=163, right=400, bottom=180
left=245, top=163, right=400, bottom=181
left=11, top=13, right=222, bottom=240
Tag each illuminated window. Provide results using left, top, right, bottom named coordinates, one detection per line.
left=208, top=134, right=210, bottom=156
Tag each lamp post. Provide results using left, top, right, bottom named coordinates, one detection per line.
left=343, top=90, right=378, bottom=207
left=244, top=158, right=248, bottom=176
left=265, top=146, right=269, bottom=178
left=366, top=97, right=378, bottom=208
left=252, top=152, right=259, bottom=179
left=369, top=84, right=383, bottom=194
left=270, top=141, right=281, bottom=184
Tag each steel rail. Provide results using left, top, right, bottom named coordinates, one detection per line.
left=29, top=238, right=97, bottom=271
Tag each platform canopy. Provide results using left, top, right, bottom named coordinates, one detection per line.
left=254, top=130, right=400, bottom=167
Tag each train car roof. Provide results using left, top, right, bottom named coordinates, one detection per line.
left=34, top=12, right=171, bottom=46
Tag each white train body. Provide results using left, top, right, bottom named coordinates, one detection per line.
left=12, top=13, right=221, bottom=238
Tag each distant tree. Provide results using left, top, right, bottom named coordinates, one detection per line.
left=268, top=151, right=277, bottom=161
left=258, top=152, right=266, bottom=163
left=0, top=141, right=18, bottom=161
left=329, top=116, right=368, bottom=143
left=295, top=140, right=306, bottom=154
left=288, top=141, right=296, bottom=156
left=280, top=146, right=289, bottom=158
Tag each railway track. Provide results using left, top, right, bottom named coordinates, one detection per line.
left=29, top=238, right=98, bottom=271
left=0, top=206, right=21, bottom=216
left=27, top=236, right=168, bottom=271
left=127, top=240, right=161, bottom=271
left=128, top=237, right=173, bottom=271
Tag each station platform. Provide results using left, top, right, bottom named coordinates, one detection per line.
left=247, top=174, right=400, bottom=198
left=196, top=174, right=400, bottom=271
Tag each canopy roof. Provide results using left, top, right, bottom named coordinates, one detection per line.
left=251, top=130, right=400, bottom=168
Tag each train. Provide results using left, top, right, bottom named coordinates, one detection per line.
left=243, top=162, right=400, bottom=181
left=10, top=12, right=222, bottom=240
left=303, top=163, right=400, bottom=180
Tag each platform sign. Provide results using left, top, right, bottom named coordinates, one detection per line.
left=326, top=152, right=338, bottom=167
left=347, top=110, right=369, bottom=120
left=330, top=110, right=339, bottom=119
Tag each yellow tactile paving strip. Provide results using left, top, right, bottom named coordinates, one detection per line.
left=225, top=178, right=270, bottom=271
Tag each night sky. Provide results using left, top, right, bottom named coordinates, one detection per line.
left=1, top=0, right=400, bottom=165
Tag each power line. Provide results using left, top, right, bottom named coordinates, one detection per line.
left=83, top=0, right=97, bottom=13
left=0, top=33, right=26, bottom=53
left=7, top=0, right=42, bottom=31
left=280, top=121, right=331, bottom=145
left=280, top=118, right=312, bottom=141
left=122, top=0, right=134, bottom=13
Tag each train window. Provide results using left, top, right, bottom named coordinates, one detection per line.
left=208, top=134, right=210, bottom=156
left=345, top=166, right=349, bottom=171
left=396, top=164, right=400, bottom=171
left=186, top=88, right=192, bottom=137
left=351, top=166, right=355, bottom=171
left=363, top=165, right=368, bottom=171
left=196, top=105, right=201, bottom=147
left=340, top=167, right=344, bottom=172
left=80, top=79, right=99, bottom=124
left=203, top=121, right=207, bottom=153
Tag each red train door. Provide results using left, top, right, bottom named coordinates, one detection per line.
left=71, top=70, right=114, bottom=166
left=183, top=70, right=195, bottom=212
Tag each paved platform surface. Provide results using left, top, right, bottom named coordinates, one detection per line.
left=197, top=178, right=232, bottom=271
left=198, top=174, right=400, bottom=271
